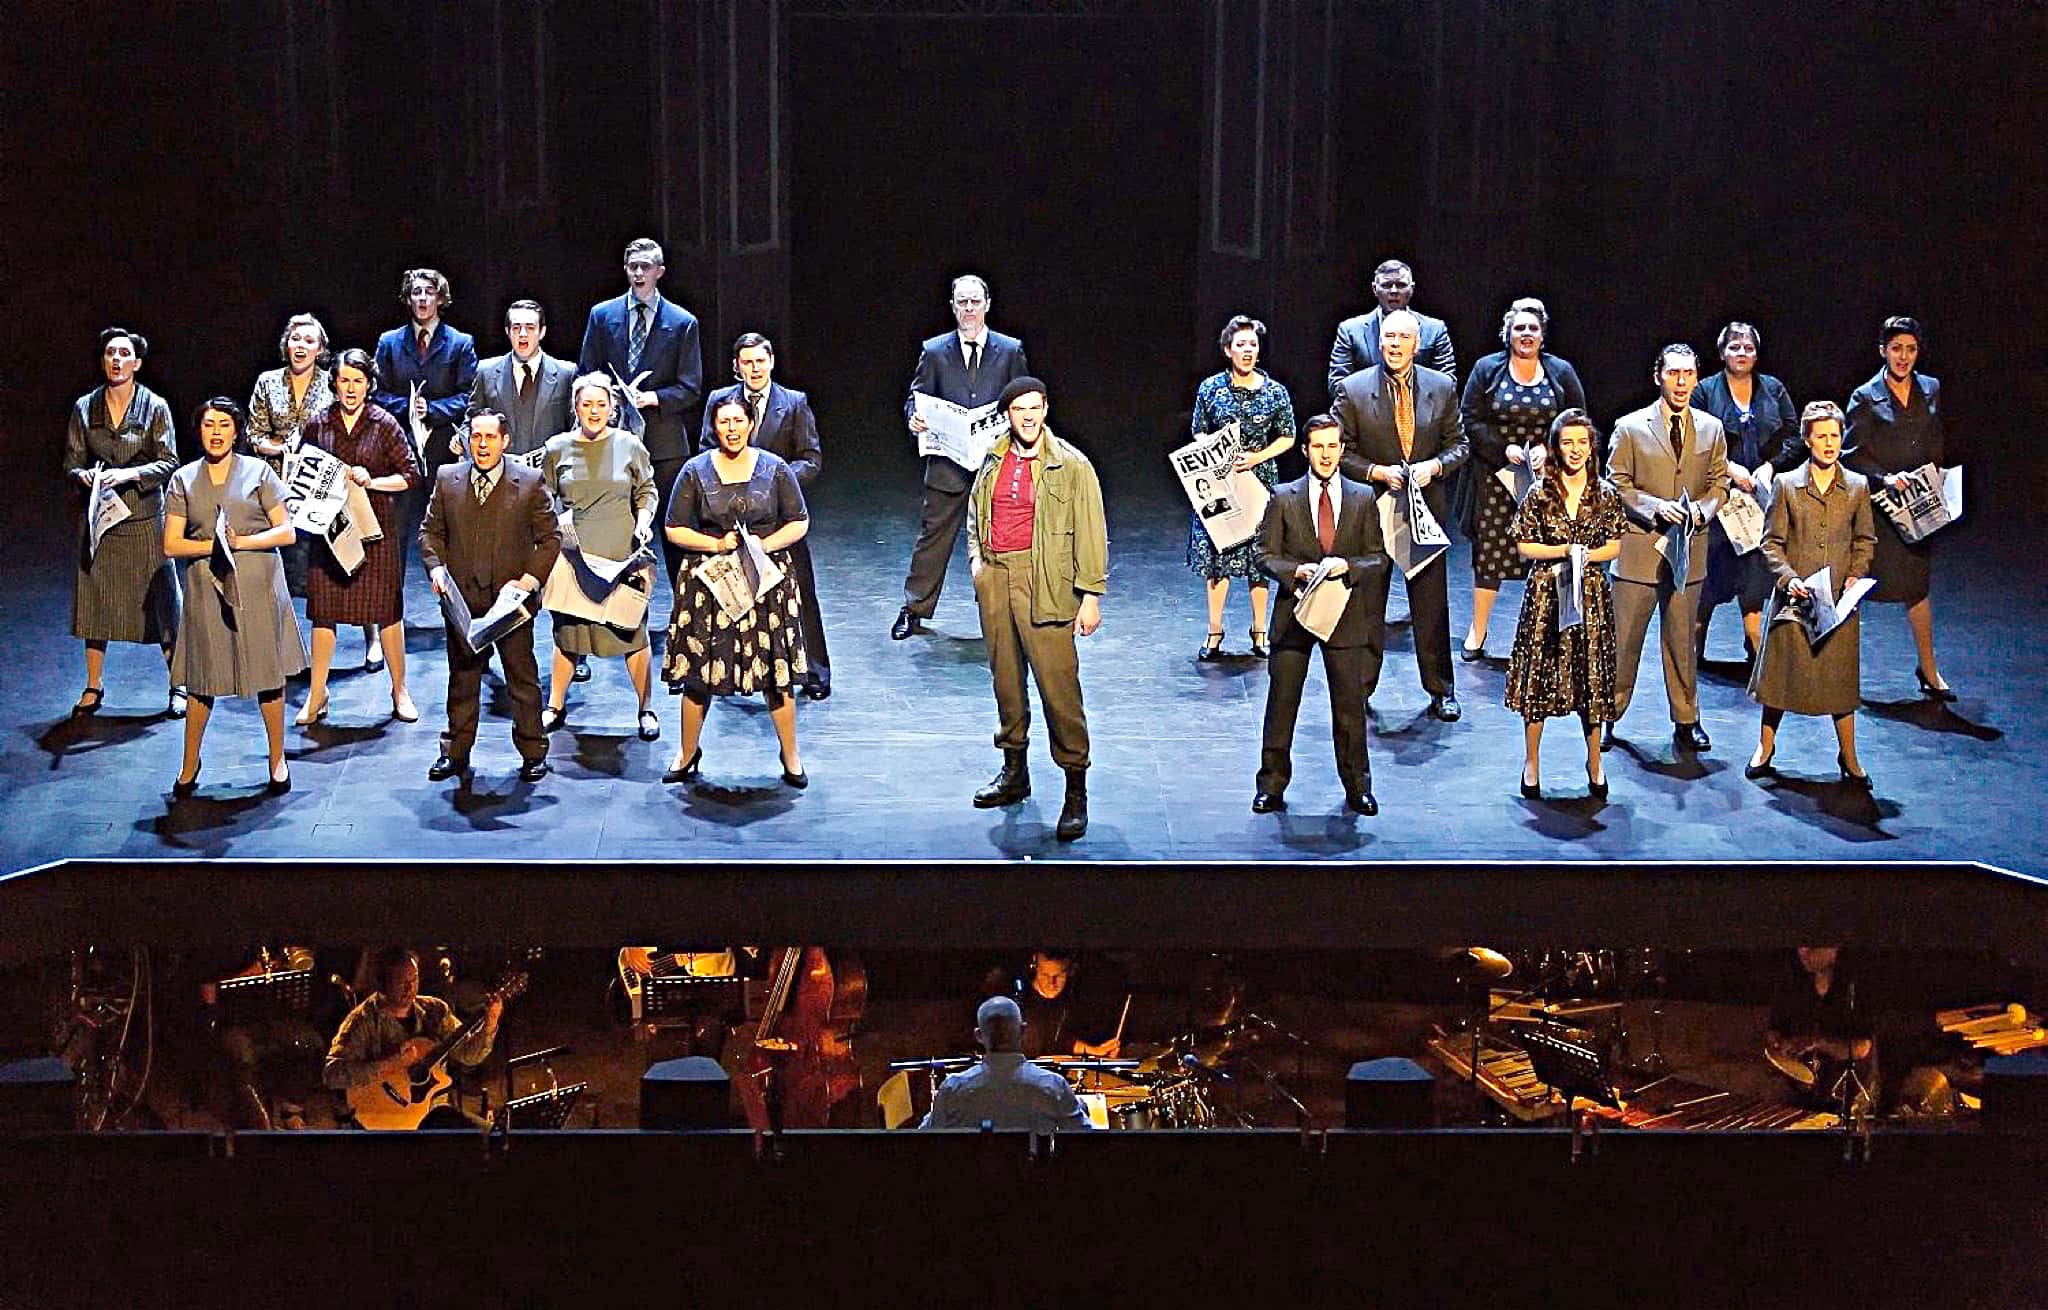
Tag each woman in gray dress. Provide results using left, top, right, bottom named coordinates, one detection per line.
left=540, top=375, right=660, bottom=739
left=65, top=327, right=184, bottom=717
left=1746, top=402, right=1877, bottom=789
left=163, top=399, right=308, bottom=797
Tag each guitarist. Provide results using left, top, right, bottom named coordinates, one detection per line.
left=323, top=947, right=502, bottom=1129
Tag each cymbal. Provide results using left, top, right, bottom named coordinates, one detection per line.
left=1438, top=947, right=1513, bottom=981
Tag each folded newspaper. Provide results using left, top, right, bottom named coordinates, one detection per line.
left=914, top=392, right=1008, bottom=471
left=1493, top=462, right=1537, bottom=505
left=1871, top=463, right=1962, bottom=543
left=1653, top=490, right=1695, bottom=589
left=695, top=526, right=787, bottom=623
left=87, top=465, right=132, bottom=561
left=1717, top=485, right=1767, bottom=556
left=1376, top=468, right=1448, bottom=579
left=1556, top=543, right=1587, bottom=632
left=1169, top=420, right=1271, bottom=551
left=435, top=575, right=536, bottom=654
left=608, top=367, right=649, bottom=438
left=1292, top=558, right=1351, bottom=642
left=1770, top=565, right=1877, bottom=646
left=208, top=507, right=240, bottom=607
left=541, top=544, right=656, bottom=628
left=281, top=444, right=382, bottom=576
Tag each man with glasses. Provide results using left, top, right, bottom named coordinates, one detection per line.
left=895, top=273, right=1031, bottom=640
left=1326, top=258, right=1458, bottom=400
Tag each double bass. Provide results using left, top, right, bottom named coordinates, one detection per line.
left=738, top=948, right=866, bottom=1130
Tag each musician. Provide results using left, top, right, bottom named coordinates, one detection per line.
left=1010, top=951, right=1124, bottom=1060
left=323, top=947, right=501, bottom=1129
left=200, top=944, right=323, bottom=1130
left=919, top=996, right=1093, bottom=1132
left=1765, top=946, right=1876, bottom=1111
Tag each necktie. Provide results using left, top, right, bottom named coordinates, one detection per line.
left=1317, top=480, right=1336, bottom=554
left=748, top=391, right=764, bottom=432
left=1668, top=412, right=1684, bottom=459
left=628, top=304, right=649, bottom=374
left=966, top=340, right=981, bottom=384
left=1393, top=373, right=1415, bottom=462
left=518, top=362, right=535, bottom=404
left=473, top=471, right=491, bottom=504
left=417, top=327, right=430, bottom=362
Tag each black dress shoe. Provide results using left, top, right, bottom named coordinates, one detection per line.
left=804, top=680, right=831, bottom=701
left=891, top=608, right=923, bottom=641
left=1345, top=791, right=1379, bottom=817
left=518, top=758, right=550, bottom=783
left=1251, top=792, right=1286, bottom=814
left=1915, top=668, right=1956, bottom=702
left=973, top=751, right=1031, bottom=807
left=1674, top=722, right=1711, bottom=752
left=428, top=755, right=470, bottom=782
left=571, top=657, right=592, bottom=683
left=1838, top=753, right=1873, bottom=790
left=1430, top=694, right=1462, bottom=722
left=661, top=749, right=702, bottom=785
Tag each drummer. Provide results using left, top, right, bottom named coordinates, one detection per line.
left=1009, top=950, right=1126, bottom=1060
left=920, top=996, right=1094, bottom=1131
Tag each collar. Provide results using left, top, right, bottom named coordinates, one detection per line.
left=629, top=289, right=663, bottom=314
left=413, top=319, right=440, bottom=341
left=472, top=459, right=506, bottom=488
left=992, top=426, right=1062, bottom=468
left=1383, top=365, right=1415, bottom=389
left=958, top=328, right=989, bottom=349
left=1659, top=401, right=1691, bottom=425
left=981, top=1052, right=1028, bottom=1068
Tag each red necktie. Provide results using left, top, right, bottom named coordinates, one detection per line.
left=417, top=328, right=430, bottom=362
left=1317, top=480, right=1336, bottom=554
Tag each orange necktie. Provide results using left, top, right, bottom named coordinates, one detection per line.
left=1393, top=373, right=1415, bottom=461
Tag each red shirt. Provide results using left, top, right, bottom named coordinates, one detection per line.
left=988, top=444, right=1038, bottom=553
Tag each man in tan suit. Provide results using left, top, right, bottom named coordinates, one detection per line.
left=1607, top=344, right=1730, bottom=753
left=418, top=410, right=563, bottom=783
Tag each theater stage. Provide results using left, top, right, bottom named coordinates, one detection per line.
left=0, top=469, right=2039, bottom=875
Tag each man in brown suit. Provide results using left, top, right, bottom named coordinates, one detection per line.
left=418, top=410, right=562, bottom=783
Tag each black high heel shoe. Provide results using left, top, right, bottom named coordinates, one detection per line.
left=780, top=755, right=810, bottom=790
left=1838, top=753, right=1873, bottom=790
left=1519, top=768, right=1541, bottom=800
left=266, top=765, right=292, bottom=796
left=1915, top=668, right=1957, bottom=702
left=661, top=748, right=701, bottom=785
left=173, top=761, right=202, bottom=798
left=1744, top=748, right=1776, bottom=780
left=1586, top=770, right=1608, bottom=800
left=1248, top=628, right=1269, bottom=660
left=1196, top=631, right=1226, bottom=662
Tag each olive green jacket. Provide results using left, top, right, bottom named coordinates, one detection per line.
left=967, top=427, right=1108, bottom=625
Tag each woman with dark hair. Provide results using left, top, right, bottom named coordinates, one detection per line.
left=1690, top=321, right=1803, bottom=667
left=1458, top=298, right=1587, bottom=659
left=1503, top=408, right=1626, bottom=800
left=162, top=399, right=307, bottom=796
left=1185, top=314, right=1296, bottom=660
left=540, top=374, right=660, bottom=739
left=1844, top=315, right=1953, bottom=699
left=296, top=347, right=421, bottom=725
left=1746, top=402, right=1877, bottom=786
left=660, top=395, right=812, bottom=786
left=64, top=326, right=184, bottom=716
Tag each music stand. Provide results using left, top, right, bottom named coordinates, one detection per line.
left=505, top=1083, right=587, bottom=1130
left=642, top=975, right=744, bottom=1027
left=1521, top=1024, right=1618, bottom=1115
left=213, top=970, right=314, bottom=1026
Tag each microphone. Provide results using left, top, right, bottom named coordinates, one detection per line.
left=1181, top=1052, right=1231, bottom=1083
left=507, top=1044, right=571, bottom=1069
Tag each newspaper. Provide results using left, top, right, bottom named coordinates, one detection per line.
left=1292, top=558, right=1351, bottom=642
left=1376, top=467, right=1449, bottom=579
left=1717, top=485, right=1767, bottom=556
left=1169, top=421, right=1272, bottom=552
left=86, top=465, right=132, bottom=560
left=281, top=445, right=380, bottom=576
left=208, top=508, right=240, bottom=608
left=694, top=526, right=787, bottom=624
left=434, top=574, right=536, bottom=654
left=509, top=448, right=546, bottom=471
left=406, top=382, right=431, bottom=463
left=1871, top=463, right=1962, bottom=543
left=541, top=544, right=656, bottom=628
left=1493, top=461, right=1537, bottom=505
left=1770, top=565, right=1878, bottom=647
left=1556, top=543, right=1587, bottom=632
left=1653, top=490, right=1696, bottom=589
left=608, top=366, right=650, bottom=438
left=913, top=393, right=1008, bottom=470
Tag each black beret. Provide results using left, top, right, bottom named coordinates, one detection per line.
left=998, top=376, right=1048, bottom=409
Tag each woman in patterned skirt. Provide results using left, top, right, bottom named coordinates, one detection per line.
left=163, top=399, right=307, bottom=796
left=1459, top=298, right=1586, bottom=660
left=1184, top=315, right=1295, bottom=660
left=297, top=348, right=422, bottom=725
left=540, top=376, right=660, bottom=739
left=246, top=312, right=335, bottom=598
left=660, top=395, right=811, bottom=788
left=64, top=327, right=184, bottom=717
left=1504, top=409, right=1625, bottom=800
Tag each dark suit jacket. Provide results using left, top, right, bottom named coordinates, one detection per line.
left=1333, top=365, right=1469, bottom=522
left=462, top=351, right=576, bottom=456
left=1327, top=308, right=1457, bottom=399
left=697, top=381, right=823, bottom=486
left=1257, top=475, right=1388, bottom=648
left=373, top=322, right=480, bottom=445
left=904, top=329, right=1030, bottom=492
left=417, top=460, right=563, bottom=610
left=577, top=293, right=704, bottom=464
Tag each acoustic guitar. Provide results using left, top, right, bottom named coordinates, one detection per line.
left=345, top=973, right=527, bottom=1130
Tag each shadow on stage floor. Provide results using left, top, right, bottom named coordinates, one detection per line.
left=0, top=468, right=2039, bottom=873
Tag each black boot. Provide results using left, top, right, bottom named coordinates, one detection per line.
left=973, top=749, right=1031, bottom=808
left=1055, top=769, right=1088, bottom=840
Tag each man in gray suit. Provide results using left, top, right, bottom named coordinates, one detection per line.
left=1607, top=344, right=1730, bottom=754
left=1334, top=310, right=1469, bottom=720
left=457, top=299, right=575, bottom=458
left=1326, top=259, right=1458, bottom=400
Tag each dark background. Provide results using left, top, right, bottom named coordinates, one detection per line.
left=4, top=1, right=2043, bottom=515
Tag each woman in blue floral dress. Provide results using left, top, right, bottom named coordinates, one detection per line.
left=1185, top=315, right=1296, bottom=660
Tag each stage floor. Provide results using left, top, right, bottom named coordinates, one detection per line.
left=1, top=472, right=2036, bottom=872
